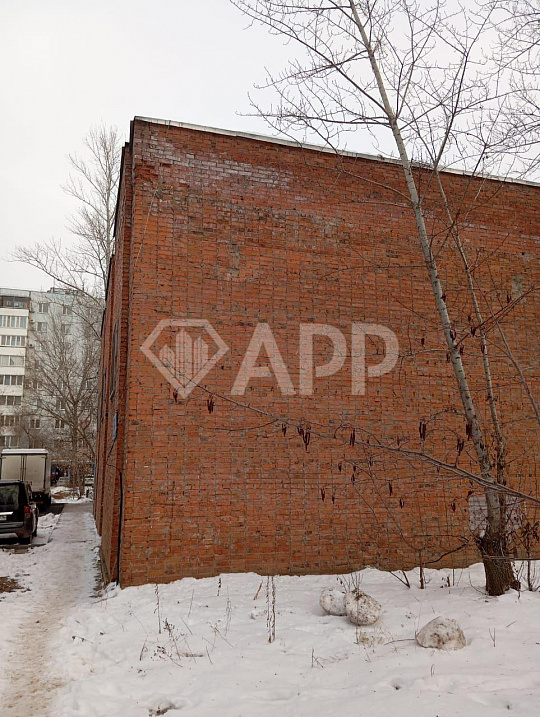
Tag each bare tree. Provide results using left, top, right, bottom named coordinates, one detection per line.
left=14, top=124, right=122, bottom=305
left=20, top=306, right=101, bottom=495
left=493, top=0, right=540, bottom=164
left=231, top=0, right=539, bottom=594
left=13, top=125, right=121, bottom=487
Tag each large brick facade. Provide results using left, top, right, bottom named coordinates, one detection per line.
left=95, top=116, right=540, bottom=587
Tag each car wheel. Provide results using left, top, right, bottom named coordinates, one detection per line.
left=20, top=535, right=31, bottom=545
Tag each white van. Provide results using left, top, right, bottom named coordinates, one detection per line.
left=0, top=449, right=51, bottom=507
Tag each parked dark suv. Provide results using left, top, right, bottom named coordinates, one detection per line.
left=0, top=481, right=38, bottom=545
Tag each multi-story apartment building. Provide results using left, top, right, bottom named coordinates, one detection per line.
left=0, top=286, right=84, bottom=449
left=0, top=290, right=29, bottom=446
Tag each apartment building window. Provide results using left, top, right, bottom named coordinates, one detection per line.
left=0, top=375, right=24, bottom=386
left=0, top=335, right=26, bottom=347
left=38, top=303, right=49, bottom=313
left=37, top=322, right=48, bottom=333
left=0, top=415, right=21, bottom=427
left=61, top=324, right=71, bottom=335
left=55, top=419, right=66, bottom=429
left=26, top=378, right=39, bottom=390
left=1, top=297, right=29, bottom=309
left=62, top=305, right=73, bottom=316
left=29, top=418, right=41, bottom=429
left=0, top=395, right=22, bottom=406
left=0, top=355, right=24, bottom=367
left=0, top=316, right=27, bottom=329
left=0, top=436, right=19, bottom=448
left=56, top=398, right=66, bottom=411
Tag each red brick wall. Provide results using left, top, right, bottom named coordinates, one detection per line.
left=94, top=117, right=540, bottom=586
left=94, top=143, right=134, bottom=582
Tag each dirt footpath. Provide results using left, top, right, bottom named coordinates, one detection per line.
left=0, top=503, right=99, bottom=717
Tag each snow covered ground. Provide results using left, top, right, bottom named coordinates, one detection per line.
left=51, top=562, right=540, bottom=717
left=0, top=503, right=99, bottom=717
left=2, top=508, right=540, bottom=717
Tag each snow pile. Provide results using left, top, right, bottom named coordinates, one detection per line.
left=51, top=486, right=92, bottom=505
left=50, top=563, right=540, bottom=717
left=344, top=588, right=381, bottom=625
left=36, top=510, right=61, bottom=540
left=319, top=587, right=346, bottom=616
left=416, top=616, right=466, bottom=651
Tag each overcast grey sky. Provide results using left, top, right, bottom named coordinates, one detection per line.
left=0, top=0, right=307, bottom=291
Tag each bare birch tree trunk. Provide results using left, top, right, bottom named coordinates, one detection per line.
left=348, top=0, right=514, bottom=594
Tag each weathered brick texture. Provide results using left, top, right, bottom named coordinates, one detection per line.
left=95, top=117, right=540, bottom=587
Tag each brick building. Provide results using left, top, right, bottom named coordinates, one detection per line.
left=95, top=116, right=540, bottom=587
